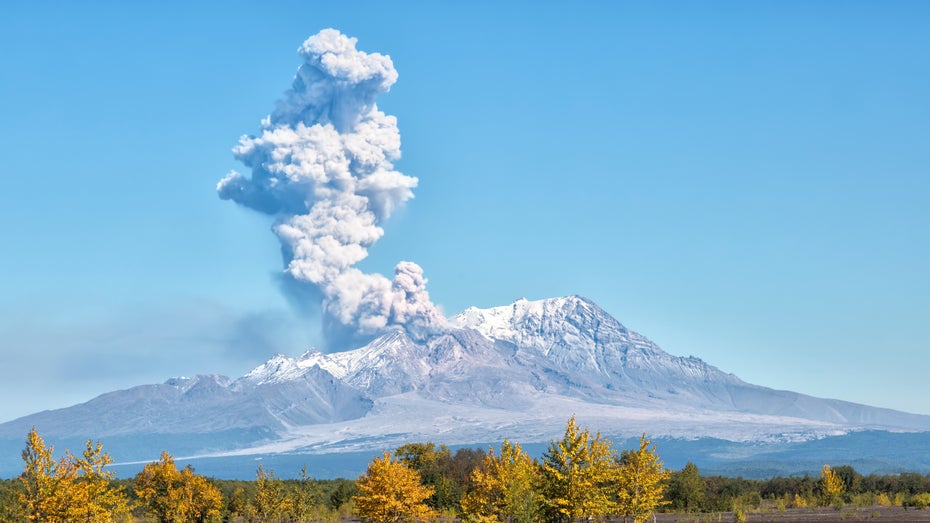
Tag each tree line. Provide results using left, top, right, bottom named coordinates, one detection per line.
left=666, top=461, right=930, bottom=514
left=4, top=419, right=930, bottom=522
left=355, top=416, right=668, bottom=523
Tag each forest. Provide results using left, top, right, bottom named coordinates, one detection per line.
left=5, top=417, right=930, bottom=523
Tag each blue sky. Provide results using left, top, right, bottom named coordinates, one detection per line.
left=0, top=1, right=927, bottom=423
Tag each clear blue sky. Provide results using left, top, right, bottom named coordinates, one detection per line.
left=0, top=1, right=927, bottom=423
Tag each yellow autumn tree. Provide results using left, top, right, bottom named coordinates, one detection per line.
left=64, top=440, right=131, bottom=522
left=177, top=467, right=225, bottom=523
left=19, top=428, right=62, bottom=522
left=819, top=464, right=845, bottom=506
left=461, top=440, right=539, bottom=523
left=354, top=451, right=436, bottom=523
left=134, top=451, right=223, bottom=523
left=539, top=416, right=616, bottom=522
left=252, top=464, right=292, bottom=522
left=614, top=434, right=669, bottom=523
left=19, top=428, right=129, bottom=523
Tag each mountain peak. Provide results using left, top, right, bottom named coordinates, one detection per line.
left=450, top=294, right=625, bottom=348
left=244, top=353, right=302, bottom=385
left=6, top=293, right=930, bottom=479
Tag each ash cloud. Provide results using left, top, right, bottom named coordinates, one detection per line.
left=218, top=29, right=443, bottom=348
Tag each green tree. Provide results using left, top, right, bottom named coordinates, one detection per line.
left=832, top=465, right=861, bottom=496
left=667, top=461, right=704, bottom=512
left=290, top=465, right=320, bottom=522
left=539, top=416, right=616, bottom=522
left=327, top=478, right=358, bottom=510
left=0, top=479, right=24, bottom=523
left=461, top=440, right=540, bottom=523
left=614, top=434, right=670, bottom=523
left=228, top=486, right=255, bottom=521
left=395, top=442, right=461, bottom=512
left=354, top=452, right=436, bottom=523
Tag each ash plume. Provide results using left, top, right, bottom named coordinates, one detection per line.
left=217, top=29, right=443, bottom=347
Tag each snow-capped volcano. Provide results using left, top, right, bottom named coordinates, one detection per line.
left=452, top=296, right=747, bottom=406
left=2, top=296, right=929, bottom=473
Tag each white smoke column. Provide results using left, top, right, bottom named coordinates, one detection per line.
left=217, top=29, right=443, bottom=344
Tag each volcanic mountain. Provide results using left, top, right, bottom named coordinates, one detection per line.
left=2, top=296, right=928, bottom=476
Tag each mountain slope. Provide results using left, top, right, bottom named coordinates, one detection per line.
left=0, top=367, right=372, bottom=439
left=453, top=296, right=930, bottom=430
left=1, top=295, right=928, bottom=476
left=451, top=296, right=746, bottom=407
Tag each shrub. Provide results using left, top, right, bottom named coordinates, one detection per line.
left=906, top=493, right=930, bottom=510
left=876, top=492, right=892, bottom=507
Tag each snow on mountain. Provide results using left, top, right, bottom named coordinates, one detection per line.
left=449, top=296, right=930, bottom=432
left=2, top=295, right=929, bottom=470
left=451, top=295, right=748, bottom=408
left=0, top=365, right=371, bottom=441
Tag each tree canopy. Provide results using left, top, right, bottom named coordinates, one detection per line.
left=19, top=428, right=129, bottom=523
left=539, top=415, right=617, bottom=521
left=615, top=434, right=670, bottom=523
left=462, top=440, right=540, bottom=523
left=134, top=450, right=223, bottom=523
left=354, top=452, right=436, bottom=523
